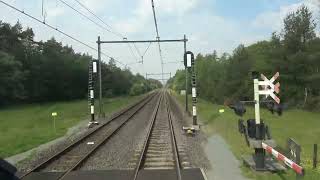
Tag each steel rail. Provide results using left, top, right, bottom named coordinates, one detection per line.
left=57, top=93, right=159, bottom=179
left=165, top=93, right=182, bottom=180
left=132, top=92, right=163, bottom=180
left=19, top=92, right=157, bottom=179
left=132, top=91, right=182, bottom=180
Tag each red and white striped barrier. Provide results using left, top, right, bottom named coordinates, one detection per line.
left=262, top=142, right=304, bottom=175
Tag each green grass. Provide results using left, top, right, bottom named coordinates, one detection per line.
left=0, top=95, right=142, bottom=158
left=174, top=93, right=320, bottom=180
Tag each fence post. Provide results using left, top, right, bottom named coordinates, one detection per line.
left=313, top=144, right=318, bottom=169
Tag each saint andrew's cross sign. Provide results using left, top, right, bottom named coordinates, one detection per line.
left=259, top=72, right=281, bottom=104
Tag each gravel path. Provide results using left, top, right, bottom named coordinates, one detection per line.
left=204, top=135, right=250, bottom=180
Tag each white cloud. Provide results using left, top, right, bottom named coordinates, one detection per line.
left=156, top=0, right=198, bottom=15
left=46, top=6, right=65, bottom=19
left=252, top=0, right=320, bottom=31
left=114, top=18, right=148, bottom=34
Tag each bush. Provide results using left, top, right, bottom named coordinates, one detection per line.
left=129, top=83, right=146, bottom=96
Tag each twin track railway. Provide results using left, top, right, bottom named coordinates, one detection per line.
left=19, top=90, right=204, bottom=180
left=19, top=92, right=157, bottom=180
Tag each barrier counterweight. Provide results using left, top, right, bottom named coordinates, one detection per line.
left=262, top=142, right=304, bottom=175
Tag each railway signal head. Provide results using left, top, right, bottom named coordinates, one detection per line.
left=228, top=101, right=246, bottom=117
left=266, top=102, right=285, bottom=116
left=184, top=51, right=194, bottom=68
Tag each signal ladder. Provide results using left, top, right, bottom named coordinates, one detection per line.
left=87, top=60, right=98, bottom=127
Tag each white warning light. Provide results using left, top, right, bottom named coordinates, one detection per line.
left=187, top=54, right=192, bottom=68
left=93, top=62, right=97, bottom=73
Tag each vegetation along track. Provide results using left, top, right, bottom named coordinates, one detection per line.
left=19, top=92, right=159, bottom=180
left=132, top=91, right=182, bottom=180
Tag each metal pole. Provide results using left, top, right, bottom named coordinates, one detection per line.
left=97, top=36, right=103, bottom=118
left=98, top=39, right=186, bottom=43
left=184, top=34, right=188, bottom=112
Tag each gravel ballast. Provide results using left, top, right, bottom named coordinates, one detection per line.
left=80, top=95, right=159, bottom=170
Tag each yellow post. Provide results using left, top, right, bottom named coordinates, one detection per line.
left=51, top=112, right=58, bottom=134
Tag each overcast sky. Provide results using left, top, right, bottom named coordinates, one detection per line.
left=1, top=0, right=320, bottom=80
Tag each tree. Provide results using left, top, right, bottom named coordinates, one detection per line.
left=0, top=51, right=24, bottom=105
left=168, top=5, right=320, bottom=110
left=283, top=5, right=316, bottom=52
left=0, top=20, right=157, bottom=106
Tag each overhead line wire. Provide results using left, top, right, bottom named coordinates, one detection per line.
left=127, top=43, right=139, bottom=62
left=72, top=0, right=145, bottom=65
left=0, top=0, right=125, bottom=66
left=133, top=43, right=142, bottom=58
left=142, top=42, right=152, bottom=57
left=73, top=0, right=125, bottom=39
left=58, top=0, right=121, bottom=38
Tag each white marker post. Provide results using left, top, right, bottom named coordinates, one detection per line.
left=254, top=78, right=261, bottom=124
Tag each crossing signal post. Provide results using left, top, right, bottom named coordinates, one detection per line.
left=242, top=71, right=283, bottom=171
left=229, top=72, right=304, bottom=176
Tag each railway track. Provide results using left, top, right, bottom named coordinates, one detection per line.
left=132, top=91, right=182, bottom=180
left=19, top=92, right=158, bottom=180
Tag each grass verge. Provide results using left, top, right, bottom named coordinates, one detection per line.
left=0, top=95, right=142, bottom=158
left=174, top=93, right=320, bottom=180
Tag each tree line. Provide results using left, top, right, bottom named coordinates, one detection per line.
left=168, top=5, right=320, bottom=110
left=0, top=21, right=162, bottom=106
